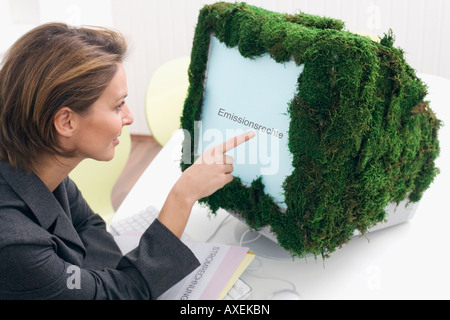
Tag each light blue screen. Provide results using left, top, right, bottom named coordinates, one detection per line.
left=197, top=36, right=304, bottom=207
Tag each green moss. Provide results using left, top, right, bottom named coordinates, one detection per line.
left=180, top=2, right=441, bottom=258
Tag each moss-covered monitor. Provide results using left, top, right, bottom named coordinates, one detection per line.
left=180, top=2, right=441, bottom=258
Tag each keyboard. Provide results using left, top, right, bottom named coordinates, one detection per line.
left=108, top=205, right=159, bottom=236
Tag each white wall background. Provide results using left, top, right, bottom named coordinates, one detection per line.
left=1, top=0, right=449, bottom=135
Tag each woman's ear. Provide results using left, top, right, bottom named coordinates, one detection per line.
left=53, top=107, right=75, bottom=137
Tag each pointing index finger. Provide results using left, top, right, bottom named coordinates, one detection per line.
left=216, top=131, right=256, bottom=154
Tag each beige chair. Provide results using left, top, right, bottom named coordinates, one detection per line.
left=145, top=57, right=190, bottom=146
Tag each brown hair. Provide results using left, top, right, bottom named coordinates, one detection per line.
left=0, top=23, right=127, bottom=172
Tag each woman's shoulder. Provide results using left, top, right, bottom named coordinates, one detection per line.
left=0, top=166, right=49, bottom=246
left=0, top=171, right=27, bottom=211
left=0, top=204, right=48, bottom=249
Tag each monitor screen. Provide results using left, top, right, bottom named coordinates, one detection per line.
left=196, top=35, right=304, bottom=207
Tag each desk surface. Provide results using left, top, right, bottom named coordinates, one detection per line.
left=114, top=73, right=450, bottom=300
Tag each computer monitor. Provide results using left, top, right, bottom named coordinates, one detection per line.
left=180, top=3, right=439, bottom=259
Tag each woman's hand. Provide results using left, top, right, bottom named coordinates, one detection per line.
left=180, top=130, right=256, bottom=203
left=157, top=131, right=255, bottom=238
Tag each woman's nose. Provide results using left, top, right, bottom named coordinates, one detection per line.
left=122, top=104, right=134, bottom=126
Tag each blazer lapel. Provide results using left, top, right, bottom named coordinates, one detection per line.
left=0, top=162, right=86, bottom=258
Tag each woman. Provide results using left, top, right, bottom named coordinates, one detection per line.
left=0, top=23, right=254, bottom=299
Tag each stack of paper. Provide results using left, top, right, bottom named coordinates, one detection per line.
left=113, top=224, right=254, bottom=300
left=157, top=241, right=254, bottom=300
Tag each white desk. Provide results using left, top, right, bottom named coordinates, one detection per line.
left=113, top=73, right=450, bottom=300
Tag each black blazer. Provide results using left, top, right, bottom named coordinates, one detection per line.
left=0, top=161, right=199, bottom=300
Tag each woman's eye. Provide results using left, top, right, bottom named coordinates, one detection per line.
left=116, top=101, right=125, bottom=110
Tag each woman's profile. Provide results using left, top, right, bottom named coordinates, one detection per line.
left=0, top=23, right=254, bottom=299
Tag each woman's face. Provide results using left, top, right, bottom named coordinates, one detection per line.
left=71, top=63, right=134, bottom=162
